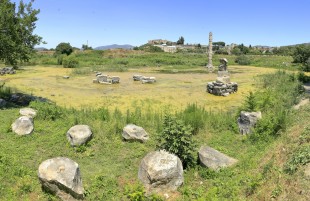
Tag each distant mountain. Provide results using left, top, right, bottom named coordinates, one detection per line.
left=94, top=44, right=134, bottom=50
left=35, top=47, right=48, bottom=51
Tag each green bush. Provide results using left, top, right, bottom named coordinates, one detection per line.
left=156, top=114, right=197, bottom=169
left=297, top=71, right=310, bottom=83
left=57, top=54, right=66, bottom=65
left=63, top=55, right=79, bottom=68
left=299, top=126, right=310, bottom=144
left=29, top=101, right=63, bottom=121
left=302, top=57, right=310, bottom=72
left=235, top=55, right=251, bottom=65
left=284, top=145, right=310, bottom=174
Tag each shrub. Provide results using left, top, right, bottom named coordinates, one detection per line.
left=302, top=57, right=310, bottom=72
left=156, top=114, right=197, bottom=169
left=63, top=55, right=79, bottom=68
left=29, top=101, right=63, bottom=121
left=235, top=55, right=251, bottom=65
left=57, top=54, right=66, bottom=65
left=297, top=71, right=310, bottom=83
left=284, top=145, right=310, bottom=174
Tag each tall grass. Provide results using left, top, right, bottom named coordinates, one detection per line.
left=30, top=50, right=298, bottom=71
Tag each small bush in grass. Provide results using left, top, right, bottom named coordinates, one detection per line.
left=29, top=101, right=63, bottom=121
left=63, top=55, right=79, bottom=68
left=284, top=145, right=310, bottom=174
left=156, top=114, right=197, bottom=169
left=299, top=126, right=310, bottom=144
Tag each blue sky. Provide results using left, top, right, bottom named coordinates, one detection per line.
left=15, top=0, right=310, bottom=49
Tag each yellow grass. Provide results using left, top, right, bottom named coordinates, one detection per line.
left=2, top=65, right=275, bottom=111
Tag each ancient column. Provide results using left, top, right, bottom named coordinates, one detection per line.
left=206, top=32, right=213, bottom=72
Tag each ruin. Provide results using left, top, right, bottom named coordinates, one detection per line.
left=133, top=75, right=156, bottom=83
left=93, top=73, right=120, bottom=84
left=207, top=58, right=238, bottom=96
left=206, top=32, right=213, bottom=72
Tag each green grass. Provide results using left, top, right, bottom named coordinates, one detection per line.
left=29, top=50, right=300, bottom=72
left=0, top=70, right=308, bottom=200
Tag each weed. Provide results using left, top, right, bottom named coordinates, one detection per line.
left=156, top=114, right=197, bottom=169
left=284, top=145, right=310, bottom=174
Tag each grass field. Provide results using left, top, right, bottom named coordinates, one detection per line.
left=0, top=52, right=309, bottom=200
left=1, top=65, right=275, bottom=111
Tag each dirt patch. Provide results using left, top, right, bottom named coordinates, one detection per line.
left=293, top=98, right=309, bottom=110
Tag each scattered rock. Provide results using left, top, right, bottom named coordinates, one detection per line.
left=19, top=108, right=37, bottom=118
left=0, top=67, right=16, bottom=75
left=122, top=124, right=149, bottom=142
left=38, top=157, right=84, bottom=200
left=63, top=76, right=70, bottom=79
left=198, top=146, right=238, bottom=170
left=133, top=75, right=143, bottom=81
left=94, top=74, right=120, bottom=84
left=141, top=76, right=156, bottom=84
left=11, top=116, right=34, bottom=135
left=138, top=150, right=183, bottom=194
left=237, top=111, right=262, bottom=135
left=66, top=125, right=92, bottom=146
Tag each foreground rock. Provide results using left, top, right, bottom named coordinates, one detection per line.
left=11, top=116, right=34, bottom=135
left=198, top=146, right=238, bottom=170
left=19, top=108, right=37, bottom=118
left=38, top=157, right=84, bottom=200
left=122, top=124, right=149, bottom=142
left=66, top=125, right=92, bottom=146
left=138, top=150, right=183, bottom=194
left=237, top=111, right=262, bottom=135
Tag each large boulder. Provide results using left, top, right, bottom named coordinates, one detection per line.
left=11, top=116, right=34, bottom=135
left=237, top=111, right=262, bottom=135
left=138, top=150, right=183, bottom=194
left=66, top=125, right=92, bottom=146
left=38, top=157, right=84, bottom=200
left=198, top=146, right=238, bottom=170
left=122, top=124, right=149, bottom=142
left=19, top=108, right=37, bottom=118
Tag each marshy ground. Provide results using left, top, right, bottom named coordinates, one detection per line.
left=2, top=65, right=275, bottom=111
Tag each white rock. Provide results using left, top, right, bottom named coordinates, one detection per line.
left=66, top=125, right=92, bottom=146
left=138, top=150, right=183, bottom=194
left=11, top=116, right=34, bottom=135
left=38, top=157, right=84, bottom=200
left=19, top=108, right=37, bottom=118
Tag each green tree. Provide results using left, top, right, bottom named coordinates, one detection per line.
left=55, top=42, right=73, bottom=55
left=292, top=45, right=310, bottom=64
left=82, top=44, right=92, bottom=50
left=0, top=0, right=42, bottom=67
left=176, top=36, right=184, bottom=45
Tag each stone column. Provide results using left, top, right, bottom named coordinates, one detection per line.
left=206, top=32, right=213, bottom=72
